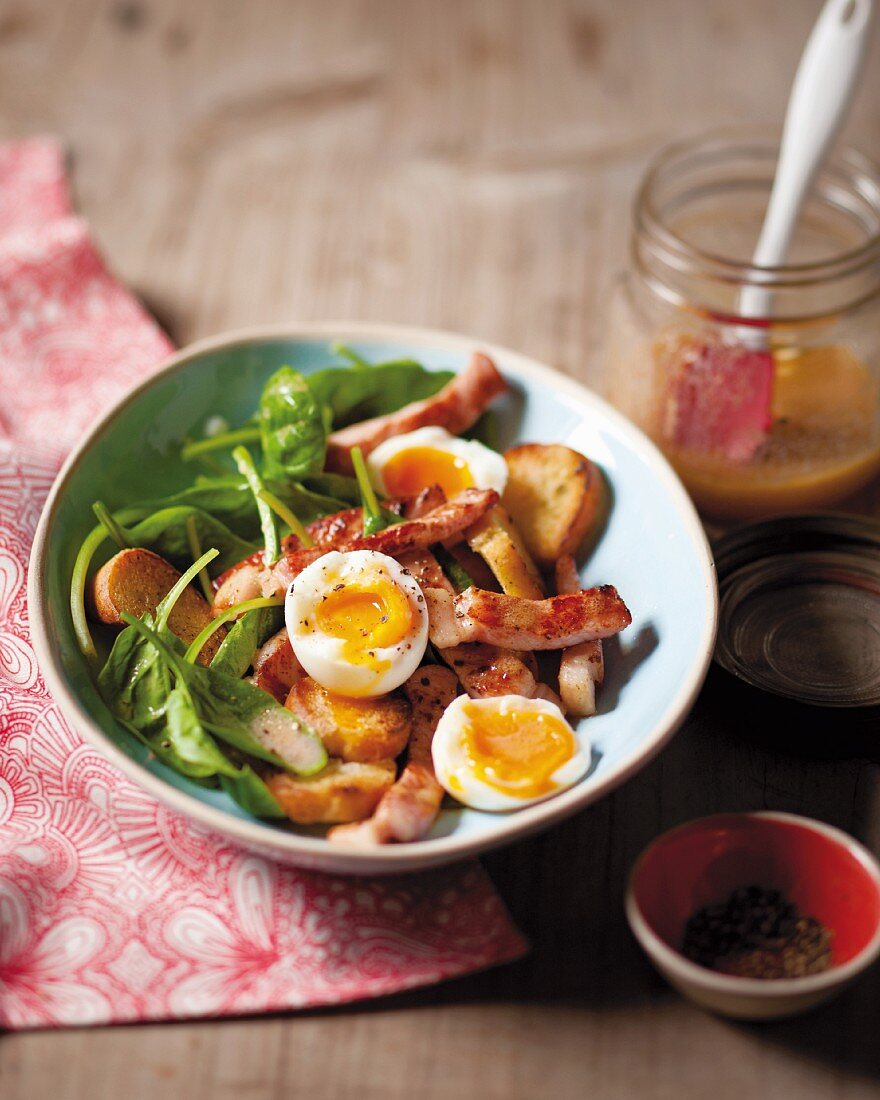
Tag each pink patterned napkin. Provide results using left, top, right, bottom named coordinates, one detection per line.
left=0, top=139, right=526, bottom=1030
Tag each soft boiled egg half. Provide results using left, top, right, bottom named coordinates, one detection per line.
left=432, top=694, right=591, bottom=811
left=367, top=426, right=508, bottom=499
left=285, top=549, right=429, bottom=698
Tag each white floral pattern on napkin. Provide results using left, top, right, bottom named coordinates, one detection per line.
left=0, top=139, right=526, bottom=1030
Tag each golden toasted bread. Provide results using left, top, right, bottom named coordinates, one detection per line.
left=89, top=548, right=226, bottom=664
left=284, top=677, right=412, bottom=763
left=502, top=444, right=605, bottom=568
left=266, top=759, right=397, bottom=824
left=465, top=505, right=544, bottom=599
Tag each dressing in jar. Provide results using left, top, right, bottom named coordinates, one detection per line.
left=606, top=131, right=880, bottom=520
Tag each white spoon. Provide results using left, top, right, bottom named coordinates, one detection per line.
left=739, top=0, right=873, bottom=331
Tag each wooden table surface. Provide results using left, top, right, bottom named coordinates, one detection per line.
left=4, top=0, right=880, bottom=1096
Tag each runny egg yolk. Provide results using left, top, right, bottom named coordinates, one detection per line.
left=314, top=580, right=414, bottom=671
left=381, top=446, right=473, bottom=498
left=460, top=701, right=577, bottom=799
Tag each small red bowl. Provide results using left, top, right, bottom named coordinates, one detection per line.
left=626, top=812, right=880, bottom=1019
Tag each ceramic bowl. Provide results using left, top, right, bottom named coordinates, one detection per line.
left=29, top=322, right=717, bottom=874
left=626, top=812, right=880, bottom=1019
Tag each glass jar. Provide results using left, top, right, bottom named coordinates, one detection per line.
left=605, top=129, right=880, bottom=520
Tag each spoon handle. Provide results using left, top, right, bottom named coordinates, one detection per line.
left=740, top=0, right=873, bottom=322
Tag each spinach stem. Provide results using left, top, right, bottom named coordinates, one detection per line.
left=182, top=426, right=260, bottom=461
left=256, top=489, right=314, bottom=548
left=70, top=526, right=109, bottom=665
left=121, top=610, right=193, bottom=679
left=92, top=501, right=131, bottom=550
left=351, top=446, right=386, bottom=535
left=331, top=342, right=370, bottom=370
left=232, top=445, right=279, bottom=564
left=155, top=548, right=220, bottom=634
left=184, top=595, right=285, bottom=664
left=185, top=516, right=214, bottom=601
left=432, top=544, right=475, bottom=593
left=70, top=506, right=147, bottom=663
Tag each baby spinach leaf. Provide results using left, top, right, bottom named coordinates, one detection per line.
left=164, top=687, right=239, bottom=779
left=210, top=605, right=284, bottom=679
left=233, top=446, right=279, bottom=564
left=120, top=613, right=327, bottom=777
left=301, top=472, right=361, bottom=506
left=117, top=716, right=218, bottom=784
left=119, top=477, right=349, bottom=543
left=98, top=616, right=173, bottom=735
left=306, top=361, right=453, bottom=429
left=127, top=506, right=257, bottom=573
left=259, top=366, right=326, bottom=480
left=219, top=765, right=285, bottom=818
left=197, top=672, right=326, bottom=776
left=466, top=409, right=500, bottom=450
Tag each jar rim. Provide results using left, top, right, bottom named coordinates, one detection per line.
left=635, top=126, right=880, bottom=284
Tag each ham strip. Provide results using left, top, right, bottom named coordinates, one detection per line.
left=442, top=642, right=537, bottom=698
left=328, top=665, right=459, bottom=847
left=450, top=585, right=631, bottom=650
left=213, top=494, right=420, bottom=608
left=403, top=483, right=447, bottom=519
left=325, top=352, right=508, bottom=475
left=555, top=555, right=604, bottom=717
left=251, top=628, right=303, bottom=704
left=266, top=488, right=499, bottom=594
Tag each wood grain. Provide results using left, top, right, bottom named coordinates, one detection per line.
left=3, top=0, right=880, bottom=1097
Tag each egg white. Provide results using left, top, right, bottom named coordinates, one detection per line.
left=367, top=426, right=508, bottom=496
left=432, top=694, right=590, bottom=811
left=285, top=549, right=429, bottom=698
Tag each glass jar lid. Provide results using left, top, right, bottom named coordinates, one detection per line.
left=713, top=514, right=880, bottom=708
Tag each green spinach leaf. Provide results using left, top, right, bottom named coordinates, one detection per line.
left=127, top=506, right=257, bottom=572
left=259, top=366, right=326, bottom=480
left=210, top=605, right=284, bottom=679
left=219, top=765, right=285, bottom=817
left=164, top=686, right=239, bottom=779
left=306, top=361, right=453, bottom=429
left=121, top=613, right=327, bottom=777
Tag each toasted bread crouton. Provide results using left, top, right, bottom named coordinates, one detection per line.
left=284, top=677, right=412, bottom=763
left=327, top=667, right=459, bottom=846
left=465, top=505, right=544, bottom=599
left=89, top=548, right=226, bottom=664
left=502, top=444, right=605, bottom=569
left=266, top=759, right=396, bottom=824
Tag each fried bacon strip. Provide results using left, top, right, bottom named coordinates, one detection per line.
left=398, top=550, right=539, bottom=696
left=325, top=352, right=508, bottom=475
left=250, top=628, right=302, bottom=704
left=397, top=547, right=462, bottom=649
left=555, top=555, right=604, bottom=717
left=213, top=561, right=263, bottom=612
left=442, top=642, right=538, bottom=698
left=212, top=496, right=418, bottom=611
left=328, top=665, right=459, bottom=847
left=450, top=585, right=631, bottom=650
left=403, top=483, right=447, bottom=519
left=266, top=488, right=499, bottom=594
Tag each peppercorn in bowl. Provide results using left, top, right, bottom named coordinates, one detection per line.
left=626, top=812, right=880, bottom=1019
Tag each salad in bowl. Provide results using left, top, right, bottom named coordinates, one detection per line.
left=71, top=344, right=630, bottom=847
